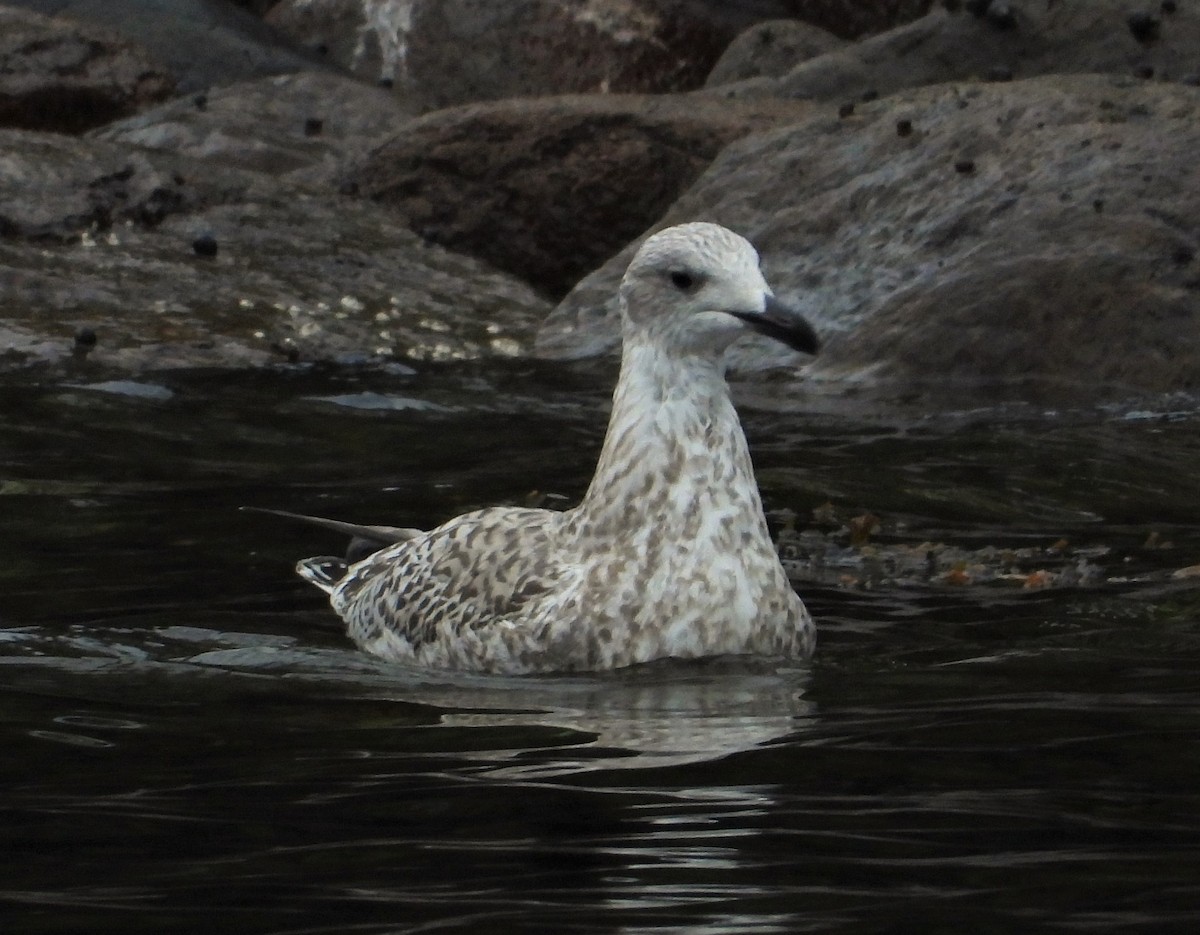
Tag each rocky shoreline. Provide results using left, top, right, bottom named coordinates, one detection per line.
left=1, top=0, right=1198, bottom=411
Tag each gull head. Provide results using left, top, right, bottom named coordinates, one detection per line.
left=618, top=222, right=819, bottom=358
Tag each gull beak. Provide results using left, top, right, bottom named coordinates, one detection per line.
left=728, top=295, right=820, bottom=355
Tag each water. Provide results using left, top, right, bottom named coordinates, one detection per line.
left=3, top=367, right=1200, bottom=934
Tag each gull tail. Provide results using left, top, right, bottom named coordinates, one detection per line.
left=242, top=506, right=423, bottom=563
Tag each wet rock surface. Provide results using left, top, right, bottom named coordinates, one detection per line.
left=401, top=0, right=783, bottom=111
left=264, top=0, right=932, bottom=108
left=715, top=0, right=1200, bottom=103
left=264, top=0, right=404, bottom=88
left=0, top=129, right=550, bottom=374
left=92, top=71, right=415, bottom=182
left=344, top=93, right=813, bottom=299
left=0, top=6, right=175, bottom=133
left=3, top=0, right=331, bottom=92
left=539, top=74, right=1200, bottom=405
left=1, top=0, right=1198, bottom=413
left=705, top=19, right=846, bottom=87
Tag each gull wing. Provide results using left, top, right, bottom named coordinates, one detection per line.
left=313, top=506, right=570, bottom=666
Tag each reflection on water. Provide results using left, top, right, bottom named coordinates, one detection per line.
left=3, top=620, right=813, bottom=778
left=2, top=371, right=1200, bottom=934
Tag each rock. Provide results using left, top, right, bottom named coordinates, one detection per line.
left=705, top=19, right=846, bottom=87
left=265, top=0, right=412, bottom=88
left=191, top=233, right=218, bottom=257
left=261, top=0, right=935, bottom=111
left=0, top=7, right=175, bottom=133
left=0, top=141, right=194, bottom=241
left=393, top=0, right=929, bottom=112
left=0, top=129, right=550, bottom=375
left=343, top=93, right=813, bottom=298
left=713, top=1, right=1200, bottom=103
left=92, top=72, right=415, bottom=184
left=3, top=0, right=332, bottom=93
left=402, top=0, right=733, bottom=111
left=1126, top=11, right=1162, bottom=44
left=538, top=74, right=1200, bottom=407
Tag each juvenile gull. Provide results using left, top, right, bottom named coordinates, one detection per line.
left=294, top=222, right=819, bottom=674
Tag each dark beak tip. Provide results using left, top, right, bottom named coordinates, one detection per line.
left=738, top=300, right=820, bottom=356
left=801, top=323, right=821, bottom=356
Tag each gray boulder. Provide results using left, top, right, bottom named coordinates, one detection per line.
left=714, top=1, right=1200, bottom=104
left=3, top=0, right=332, bottom=93
left=705, top=19, right=846, bottom=87
left=264, top=0, right=933, bottom=109
left=264, top=0, right=410, bottom=88
left=92, top=71, right=415, bottom=183
left=537, top=73, right=1200, bottom=406
left=402, top=0, right=741, bottom=112
left=0, top=129, right=550, bottom=374
left=0, top=6, right=175, bottom=133
left=343, top=93, right=813, bottom=298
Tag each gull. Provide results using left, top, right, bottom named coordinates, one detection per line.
left=290, top=222, right=819, bottom=674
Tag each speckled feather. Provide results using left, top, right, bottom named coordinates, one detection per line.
left=296, top=222, right=818, bottom=674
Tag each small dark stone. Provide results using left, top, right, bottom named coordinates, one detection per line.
left=271, top=340, right=301, bottom=363
left=193, top=94, right=207, bottom=111
left=172, top=172, right=186, bottom=186
left=1093, top=198, right=1105, bottom=214
left=986, top=1, right=1017, bottom=29
left=1173, top=245, right=1195, bottom=265
left=985, top=64, right=1014, bottom=82
left=1133, top=63, right=1155, bottom=79
left=303, top=117, right=324, bottom=137
left=838, top=101, right=855, bottom=118
left=338, top=179, right=360, bottom=196
left=1127, top=11, right=1161, bottom=43
left=192, top=233, right=218, bottom=258
left=954, top=158, right=976, bottom=174
left=73, top=327, right=97, bottom=350
left=861, top=88, right=879, bottom=102
left=314, top=43, right=329, bottom=57
left=378, top=77, right=394, bottom=89
left=896, top=118, right=914, bottom=137
left=1161, top=0, right=1177, bottom=14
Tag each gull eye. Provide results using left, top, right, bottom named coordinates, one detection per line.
left=669, top=270, right=695, bottom=291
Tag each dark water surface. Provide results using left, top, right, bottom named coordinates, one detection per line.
left=3, top=368, right=1199, bottom=934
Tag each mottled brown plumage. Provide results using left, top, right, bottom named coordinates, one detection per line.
left=296, top=222, right=818, bottom=673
